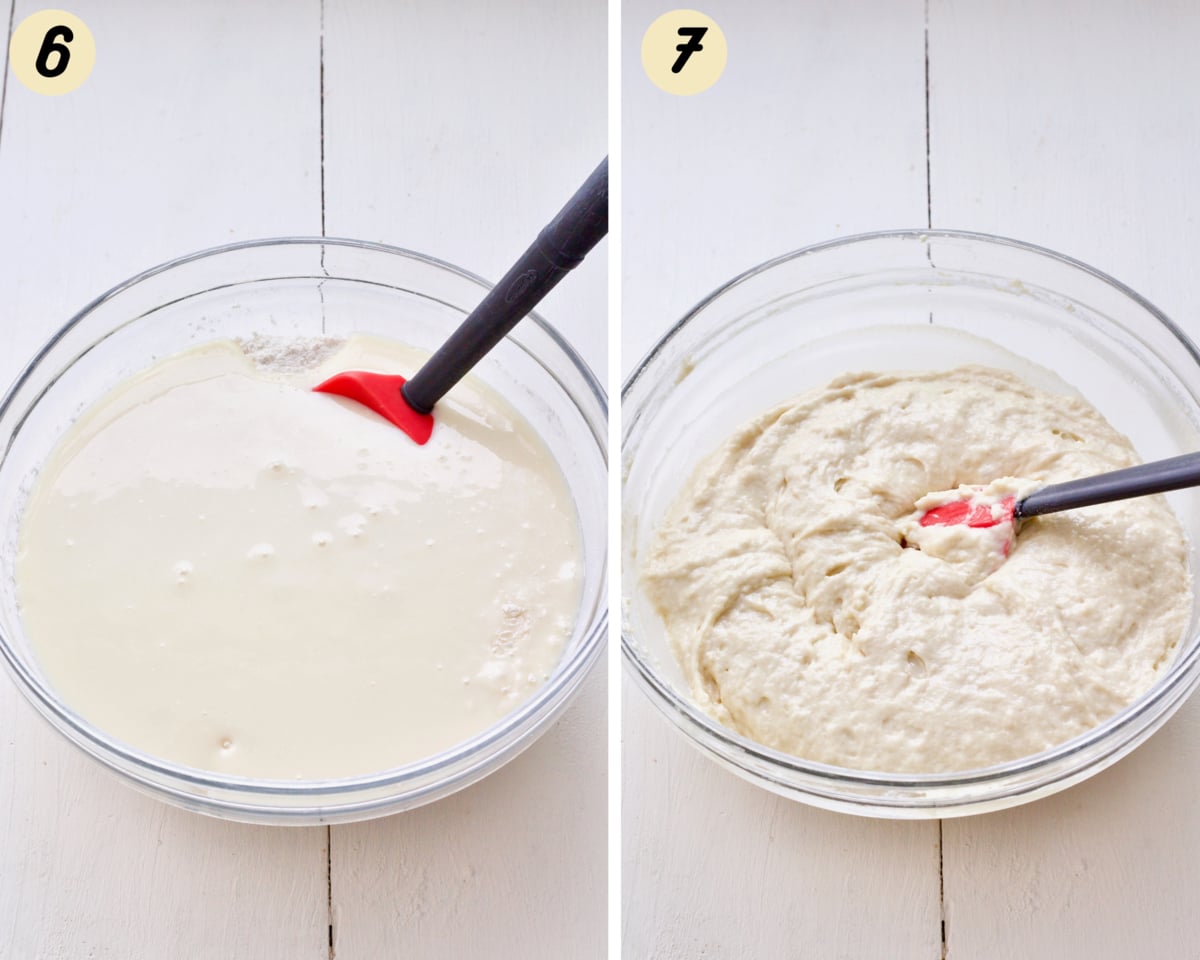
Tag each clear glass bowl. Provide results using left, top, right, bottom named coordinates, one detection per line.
left=0, top=238, right=607, bottom=824
left=622, top=230, right=1200, bottom=818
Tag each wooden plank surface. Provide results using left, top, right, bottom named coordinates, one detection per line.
left=331, top=672, right=607, bottom=958
left=620, top=2, right=944, bottom=958
left=1, top=2, right=609, bottom=958
left=621, top=0, right=931, bottom=368
left=930, top=3, right=1200, bottom=956
left=0, top=0, right=323, bottom=388
left=2, top=691, right=330, bottom=959
left=0, top=2, right=330, bottom=957
left=321, top=3, right=608, bottom=956
left=623, top=691, right=942, bottom=959
left=12, top=1, right=1200, bottom=956
left=322, top=0, right=608, bottom=367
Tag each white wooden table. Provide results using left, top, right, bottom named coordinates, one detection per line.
left=0, top=2, right=606, bottom=957
left=9, top=1, right=1200, bottom=956
left=623, top=1, right=1200, bottom=957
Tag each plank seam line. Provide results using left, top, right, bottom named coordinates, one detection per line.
left=938, top=818, right=946, bottom=959
left=320, top=3, right=332, bottom=952
left=0, top=0, right=16, bottom=159
left=319, top=0, right=327, bottom=239
left=924, top=0, right=932, bottom=231
left=327, top=824, right=335, bottom=959
left=318, top=0, right=327, bottom=333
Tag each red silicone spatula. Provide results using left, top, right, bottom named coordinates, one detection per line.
left=919, top=451, right=1200, bottom=530
left=314, top=158, right=608, bottom=443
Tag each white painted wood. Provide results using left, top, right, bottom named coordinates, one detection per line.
left=322, top=0, right=608, bottom=374
left=942, top=706, right=1200, bottom=957
left=929, top=0, right=1200, bottom=332
left=0, top=0, right=323, bottom=391
left=623, top=684, right=942, bottom=960
left=621, top=0, right=931, bottom=373
left=1, top=695, right=331, bottom=960
left=930, top=2, right=1200, bottom=955
left=2, top=1, right=609, bottom=956
left=331, top=670, right=607, bottom=959
left=621, top=2, right=943, bottom=957
left=321, top=4, right=607, bottom=955
left=0, top=2, right=331, bottom=957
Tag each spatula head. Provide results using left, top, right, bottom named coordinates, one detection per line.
left=919, top=493, right=1016, bottom=529
left=312, top=371, right=434, bottom=445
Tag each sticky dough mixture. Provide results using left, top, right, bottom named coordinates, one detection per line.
left=17, top=334, right=581, bottom=779
left=642, top=366, right=1191, bottom=773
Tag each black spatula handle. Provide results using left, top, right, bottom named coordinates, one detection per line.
left=402, top=157, right=608, bottom=414
left=1016, top=451, right=1200, bottom=519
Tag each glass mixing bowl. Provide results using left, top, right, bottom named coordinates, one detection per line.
left=0, top=238, right=607, bottom=824
left=622, top=229, right=1200, bottom=818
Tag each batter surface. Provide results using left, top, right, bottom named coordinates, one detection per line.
left=17, top=335, right=581, bottom=779
left=642, top=366, right=1191, bottom=773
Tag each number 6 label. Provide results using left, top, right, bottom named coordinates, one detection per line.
left=9, top=10, right=95, bottom=96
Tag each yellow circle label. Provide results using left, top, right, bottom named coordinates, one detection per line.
left=9, top=10, right=95, bottom=96
left=641, top=9, right=726, bottom=96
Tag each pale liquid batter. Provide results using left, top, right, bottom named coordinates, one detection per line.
left=17, top=334, right=582, bottom=779
left=643, top=366, right=1191, bottom=774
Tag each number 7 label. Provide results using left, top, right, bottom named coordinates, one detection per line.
left=642, top=10, right=727, bottom=96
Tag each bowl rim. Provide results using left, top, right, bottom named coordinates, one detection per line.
left=0, top=235, right=609, bottom=804
left=620, top=227, right=1200, bottom=801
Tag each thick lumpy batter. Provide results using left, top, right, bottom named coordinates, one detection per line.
left=17, top=335, right=581, bottom=779
left=642, top=366, right=1191, bottom=773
